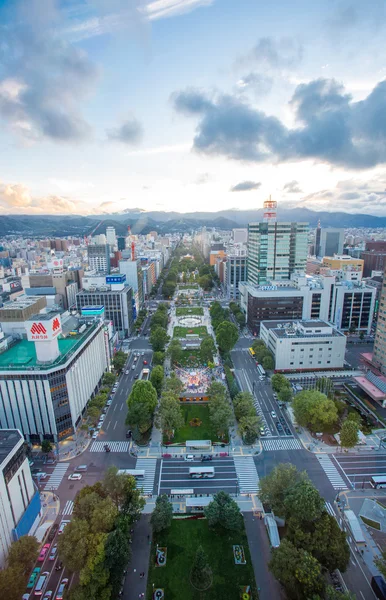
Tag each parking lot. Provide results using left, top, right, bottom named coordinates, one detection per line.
left=159, top=457, right=237, bottom=495
left=334, top=453, right=386, bottom=488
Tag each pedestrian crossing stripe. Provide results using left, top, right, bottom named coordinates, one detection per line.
left=62, top=500, right=74, bottom=516
left=325, top=502, right=336, bottom=518
left=90, top=441, right=130, bottom=452
left=262, top=439, right=303, bottom=451
left=233, top=456, right=260, bottom=494
left=135, top=458, right=157, bottom=495
left=44, top=463, right=69, bottom=491
left=317, top=455, right=348, bottom=490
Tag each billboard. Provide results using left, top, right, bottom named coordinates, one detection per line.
left=106, top=274, right=126, bottom=284
left=47, top=259, right=64, bottom=270
left=26, top=315, right=62, bottom=341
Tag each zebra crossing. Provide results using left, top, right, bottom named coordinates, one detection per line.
left=62, top=500, right=74, bottom=516
left=325, top=502, right=336, bottom=518
left=135, top=458, right=157, bottom=495
left=233, top=456, right=260, bottom=494
left=262, top=438, right=303, bottom=451
left=317, top=455, right=348, bottom=490
left=44, top=463, right=69, bottom=490
left=90, top=441, right=130, bottom=453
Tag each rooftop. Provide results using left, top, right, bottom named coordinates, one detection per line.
left=0, top=321, right=101, bottom=372
left=0, top=429, right=23, bottom=463
left=0, top=297, right=45, bottom=311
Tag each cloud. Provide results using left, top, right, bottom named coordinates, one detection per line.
left=239, top=37, right=303, bottom=70
left=107, top=117, right=143, bottom=144
left=283, top=180, right=302, bottom=193
left=230, top=181, right=261, bottom=192
left=0, top=0, right=97, bottom=142
left=236, top=73, right=273, bottom=96
left=0, top=180, right=83, bottom=214
left=195, top=172, right=211, bottom=184
left=172, top=78, right=386, bottom=169
left=126, top=143, right=190, bottom=156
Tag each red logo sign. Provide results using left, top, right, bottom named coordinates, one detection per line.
left=52, top=317, right=60, bottom=331
left=30, top=323, right=47, bottom=335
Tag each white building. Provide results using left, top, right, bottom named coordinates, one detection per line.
left=260, top=319, right=346, bottom=372
left=0, top=430, right=41, bottom=567
left=0, top=313, right=108, bottom=443
left=106, top=226, right=117, bottom=250
left=232, top=228, right=248, bottom=244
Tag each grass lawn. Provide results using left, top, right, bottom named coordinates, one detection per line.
left=361, top=516, right=381, bottom=530
left=176, top=307, right=204, bottom=316
left=173, top=326, right=208, bottom=338
left=165, top=405, right=225, bottom=444
left=146, top=518, right=257, bottom=600
left=177, top=349, right=202, bottom=367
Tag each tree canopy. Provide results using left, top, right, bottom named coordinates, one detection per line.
left=126, top=380, right=158, bottom=433
left=150, top=326, right=169, bottom=352
left=215, top=321, right=239, bottom=353
left=150, top=365, right=164, bottom=396
left=292, top=390, right=338, bottom=432
left=205, top=491, right=243, bottom=531
left=200, top=335, right=216, bottom=364
left=167, top=339, right=183, bottom=364
left=340, top=419, right=359, bottom=448
left=156, top=391, right=184, bottom=440
left=150, top=494, right=173, bottom=533
left=112, top=350, right=126, bottom=374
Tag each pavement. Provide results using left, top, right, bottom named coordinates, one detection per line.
left=124, top=515, right=152, bottom=600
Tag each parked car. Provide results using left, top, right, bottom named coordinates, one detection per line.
left=185, top=454, right=194, bottom=461
left=92, top=431, right=98, bottom=439
left=125, top=370, right=129, bottom=375
left=58, top=520, right=70, bottom=534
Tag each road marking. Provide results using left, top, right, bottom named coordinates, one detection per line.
left=233, top=456, right=260, bottom=493
left=90, top=441, right=130, bottom=452
left=62, top=500, right=74, bottom=516
left=136, top=458, right=157, bottom=495
left=325, top=502, right=336, bottom=517
left=262, top=439, right=303, bottom=451
left=44, top=463, right=69, bottom=490
left=113, top=421, right=117, bottom=430
left=317, top=455, right=348, bottom=490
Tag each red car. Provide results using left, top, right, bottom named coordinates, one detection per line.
left=38, top=543, right=50, bottom=562
left=143, top=360, right=148, bottom=365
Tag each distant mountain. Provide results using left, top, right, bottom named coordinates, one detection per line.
left=1, top=208, right=386, bottom=237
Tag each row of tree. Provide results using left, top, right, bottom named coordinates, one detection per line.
left=250, top=339, right=274, bottom=371
left=229, top=301, right=245, bottom=327
left=126, top=380, right=158, bottom=435
left=149, top=304, right=170, bottom=355
left=58, top=467, right=144, bottom=600
left=0, top=535, right=40, bottom=600
left=233, top=391, right=261, bottom=444
left=271, top=373, right=293, bottom=403
left=210, top=301, right=239, bottom=354
left=260, top=463, right=350, bottom=600
left=156, top=374, right=184, bottom=440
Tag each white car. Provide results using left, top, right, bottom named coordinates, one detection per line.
left=99, top=414, right=105, bottom=421
left=141, top=352, right=145, bottom=356
left=58, top=520, right=70, bottom=534
left=97, top=422, right=103, bottom=430
left=106, top=399, right=112, bottom=406
left=92, top=431, right=98, bottom=439
left=125, top=370, right=129, bottom=375
left=68, top=473, right=82, bottom=481
left=271, top=411, right=277, bottom=419
left=185, top=454, right=194, bottom=461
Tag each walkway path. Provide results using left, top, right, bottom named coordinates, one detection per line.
left=124, top=515, right=152, bottom=599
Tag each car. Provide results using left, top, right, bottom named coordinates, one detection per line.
left=126, top=430, right=132, bottom=439
left=34, top=571, right=49, bottom=596
left=68, top=473, right=82, bottom=481
left=102, top=407, right=107, bottom=414
left=132, top=364, right=136, bottom=370
left=201, top=455, right=212, bottom=461
left=92, top=431, right=98, bottom=439
left=99, top=414, right=105, bottom=421
left=134, top=374, right=139, bottom=379
left=125, top=370, right=129, bottom=375
left=276, top=422, right=283, bottom=431
left=38, top=543, right=51, bottom=562
left=106, top=399, right=112, bottom=406
left=285, top=427, right=291, bottom=435
left=143, top=360, right=148, bottom=365
left=43, top=592, right=53, bottom=600
left=55, top=578, right=69, bottom=600
left=22, top=595, right=30, bottom=600
left=280, top=416, right=286, bottom=424
left=271, top=411, right=277, bottom=419
left=259, top=376, right=264, bottom=381
left=96, top=423, right=103, bottom=430
left=45, top=458, right=56, bottom=465
left=58, top=520, right=70, bottom=535
left=141, top=352, right=145, bottom=356
left=27, top=567, right=41, bottom=588
left=185, top=454, right=194, bottom=461
left=49, top=545, right=57, bottom=561
left=48, top=524, right=58, bottom=543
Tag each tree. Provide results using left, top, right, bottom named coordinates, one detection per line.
left=325, top=588, right=356, bottom=600
left=262, top=354, right=274, bottom=370
left=150, top=365, right=164, bottom=396
left=205, top=491, right=243, bottom=531
left=7, top=535, right=39, bottom=576
left=190, top=546, right=212, bottom=590
left=41, top=439, right=52, bottom=454
left=156, top=392, right=184, bottom=440
left=58, top=519, right=92, bottom=572
left=207, top=381, right=227, bottom=403
left=126, top=380, right=158, bottom=433
left=375, top=549, right=386, bottom=580
left=167, top=339, right=183, bottom=364
left=150, top=494, right=173, bottom=532
left=238, top=415, right=261, bottom=444
left=215, top=321, right=239, bottom=353
left=315, top=376, right=334, bottom=398
left=292, top=390, right=338, bottom=433
left=278, top=387, right=293, bottom=403
left=88, top=406, right=101, bottom=424
left=151, top=310, right=168, bottom=329
left=164, top=373, right=184, bottom=396
left=103, top=372, right=116, bottom=386
left=153, top=350, right=165, bottom=366
left=235, top=311, right=245, bottom=327
left=113, top=351, right=126, bottom=373
left=103, top=526, right=131, bottom=596
left=150, top=326, right=169, bottom=352
left=284, top=479, right=325, bottom=523
left=233, top=392, right=255, bottom=420
left=269, top=539, right=324, bottom=600
left=209, top=401, right=233, bottom=438
left=103, top=466, right=145, bottom=518
left=340, top=419, right=359, bottom=448
left=258, top=463, right=306, bottom=517
left=198, top=274, right=213, bottom=290
left=200, top=335, right=216, bottom=364
left=0, top=566, right=25, bottom=600
left=271, top=373, right=291, bottom=393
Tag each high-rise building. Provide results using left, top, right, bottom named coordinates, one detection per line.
left=373, top=269, right=386, bottom=375
left=247, top=221, right=308, bottom=285
left=87, top=244, right=110, bottom=274
left=225, top=251, right=247, bottom=300
left=106, top=226, right=117, bottom=250
left=316, top=227, right=344, bottom=258
left=232, top=229, right=248, bottom=244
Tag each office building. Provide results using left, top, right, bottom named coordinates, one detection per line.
left=224, top=251, right=247, bottom=300
left=0, top=296, right=47, bottom=337
left=106, top=226, right=117, bottom=250
left=119, top=260, right=144, bottom=314
left=232, top=229, right=248, bottom=244
left=247, top=221, right=308, bottom=285
left=0, top=430, right=41, bottom=567
left=361, top=249, right=386, bottom=278
left=87, top=244, right=110, bottom=274
left=373, top=270, right=386, bottom=375
left=315, top=227, right=344, bottom=258
left=260, top=319, right=346, bottom=372
left=0, top=313, right=108, bottom=442
left=76, top=274, right=133, bottom=336
left=322, top=255, right=364, bottom=277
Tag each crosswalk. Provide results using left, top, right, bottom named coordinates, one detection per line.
left=252, top=400, right=272, bottom=436
left=90, top=441, right=130, bottom=453
left=44, top=463, right=69, bottom=490
left=135, top=458, right=157, bottom=495
left=325, top=502, right=336, bottom=518
left=233, top=456, right=260, bottom=494
left=62, top=500, right=74, bottom=516
left=262, top=438, right=303, bottom=451
left=317, top=455, right=348, bottom=490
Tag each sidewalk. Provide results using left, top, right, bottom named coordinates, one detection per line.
left=58, top=429, right=91, bottom=461
left=297, top=426, right=386, bottom=455
left=124, top=515, right=152, bottom=599
left=29, top=491, right=61, bottom=540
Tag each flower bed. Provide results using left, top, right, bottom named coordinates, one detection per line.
left=156, top=547, right=167, bottom=567
left=233, top=545, right=246, bottom=565
left=189, top=417, right=202, bottom=427
left=239, top=585, right=251, bottom=600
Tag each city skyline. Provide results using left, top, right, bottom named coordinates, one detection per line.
left=1, top=0, right=386, bottom=216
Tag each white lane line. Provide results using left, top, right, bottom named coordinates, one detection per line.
left=114, top=421, right=117, bottom=430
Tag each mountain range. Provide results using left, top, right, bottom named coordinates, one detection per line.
left=1, top=208, right=386, bottom=237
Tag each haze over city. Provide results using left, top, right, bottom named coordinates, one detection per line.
left=1, top=0, right=386, bottom=216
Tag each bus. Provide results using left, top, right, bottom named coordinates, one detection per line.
left=248, top=347, right=255, bottom=358
left=370, top=476, right=386, bottom=489
left=117, top=469, right=145, bottom=480
left=257, top=364, right=266, bottom=378
left=189, top=467, right=215, bottom=479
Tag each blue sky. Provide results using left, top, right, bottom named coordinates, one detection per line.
left=1, top=0, right=386, bottom=216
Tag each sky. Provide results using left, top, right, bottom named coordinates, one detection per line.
left=1, top=0, right=386, bottom=216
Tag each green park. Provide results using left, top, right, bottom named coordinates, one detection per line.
left=173, top=325, right=208, bottom=338
left=163, top=403, right=227, bottom=445
left=176, top=307, right=204, bottom=316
